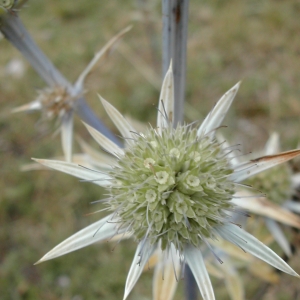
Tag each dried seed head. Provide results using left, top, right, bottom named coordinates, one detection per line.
left=37, top=86, right=78, bottom=120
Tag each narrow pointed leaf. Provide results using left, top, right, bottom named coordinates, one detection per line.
left=83, top=122, right=124, bottom=157
left=70, top=153, right=110, bottom=170
left=217, top=134, right=241, bottom=166
left=185, top=246, right=215, bottom=300
left=124, top=240, right=155, bottom=300
left=33, top=158, right=111, bottom=187
left=230, top=149, right=300, bottom=182
left=75, top=26, right=132, bottom=91
left=217, top=224, right=299, bottom=277
left=232, top=192, right=300, bottom=228
left=209, top=239, right=253, bottom=262
left=265, top=218, right=292, bottom=257
left=100, top=96, right=135, bottom=146
left=77, top=137, right=115, bottom=168
left=157, top=63, right=174, bottom=132
left=291, top=173, right=300, bottom=188
left=61, top=111, right=73, bottom=162
left=144, top=250, right=159, bottom=271
left=11, top=100, right=42, bottom=113
left=153, top=244, right=181, bottom=300
left=109, top=231, right=132, bottom=242
left=22, top=154, right=110, bottom=172
left=265, top=132, right=280, bottom=155
left=283, top=200, right=300, bottom=214
left=197, top=82, right=240, bottom=138
left=36, top=214, right=119, bottom=263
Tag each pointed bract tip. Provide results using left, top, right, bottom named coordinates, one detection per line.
left=33, top=256, right=49, bottom=266
left=81, top=121, right=94, bottom=131
left=97, top=94, right=109, bottom=107
left=99, top=95, right=109, bottom=107
left=168, top=60, right=173, bottom=72
left=123, top=291, right=129, bottom=300
left=289, top=269, right=300, bottom=278
left=123, top=25, right=133, bottom=33
left=230, top=81, right=241, bottom=93
left=34, top=258, right=44, bottom=265
left=31, top=158, right=41, bottom=163
left=11, top=107, right=25, bottom=114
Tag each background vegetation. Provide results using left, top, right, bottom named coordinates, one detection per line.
left=1, top=0, right=300, bottom=299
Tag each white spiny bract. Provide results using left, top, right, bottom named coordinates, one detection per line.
left=35, top=66, right=300, bottom=300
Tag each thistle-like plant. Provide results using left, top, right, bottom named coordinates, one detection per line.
left=9, top=27, right=130, bottom=162
left=34, top=66, right=300, bottom=300
left=1, top=8, right=126, bottom=161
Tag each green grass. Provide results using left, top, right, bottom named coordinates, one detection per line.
left=1, top=0, right=300, bottom=299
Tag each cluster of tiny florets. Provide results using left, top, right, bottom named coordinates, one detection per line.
left=108, top=125, right=235, bottom=252
left=0, top=0, right=15, bottom=12
left=246, top=164, right=292, bottom=205
left=38, top=86, right=76, bottom=119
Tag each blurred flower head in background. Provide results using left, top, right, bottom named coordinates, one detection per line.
left=9, top=26, right=131, bottom=162
left=232, top=133, right=300, bottom=258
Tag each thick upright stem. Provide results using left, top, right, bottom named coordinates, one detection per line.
left=162, top=0, right=189, bottom=125
left=162, top=1, right=196, bottom=299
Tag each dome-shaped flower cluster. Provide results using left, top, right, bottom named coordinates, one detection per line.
left=110, top=126, right=235, bottom=252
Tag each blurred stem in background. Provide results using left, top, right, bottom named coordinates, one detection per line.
left=162, top=1, right=197, bottom=300
left=0, top=12, right=120, bottom=146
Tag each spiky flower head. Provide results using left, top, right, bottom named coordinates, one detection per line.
left=110, top=125, right=235, bottom=252
left=0, top=0, right=29, bottom=16
left=35, top=66, right=300, bottom=300
left=0, top=0, right=17, bottom=15
left=246, top=163, right=292, bottom=206
left=245, top=133, right=292, bottom=206
left=10, top=27, right=131, bottom=162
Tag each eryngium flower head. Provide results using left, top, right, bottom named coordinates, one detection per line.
left=232, top=133, right=300, bottom=258
left=35, top=66, right=300, bottom=300
left=0, top=0, right=17, bottom=15
left=245, top=133, right=292, bottom=206
left=10, top=27, right=130, bottom=162
left=110, top=125, right=235, bottom=252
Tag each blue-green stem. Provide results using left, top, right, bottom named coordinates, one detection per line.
left=162, top=0, right=189, bottom=126
left=162, top=1, right=196, bottom=299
